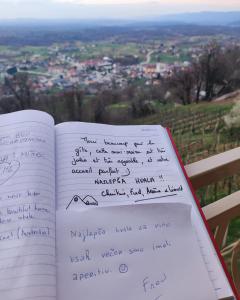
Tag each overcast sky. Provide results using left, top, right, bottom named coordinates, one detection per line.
left=0, top=0, right=240, bottom=20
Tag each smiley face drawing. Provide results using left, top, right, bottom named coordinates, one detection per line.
left=66, top=195, right=98, bottom=210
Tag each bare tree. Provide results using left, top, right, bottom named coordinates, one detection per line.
left=63, top=89, right=84, bottom=121
left=199, top=42, right=227, bottom=100
left=169, top=67, right=195, bottom=105
left=192, top=60, right=204, bottom=103
left=221, top=46, right=240, bottom=93
left=5, top=73, right=34, bottom=109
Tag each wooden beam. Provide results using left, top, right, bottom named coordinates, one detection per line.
left=185, top=147, right=240, bottom=189
left=202, top=191, right=240, bottom=229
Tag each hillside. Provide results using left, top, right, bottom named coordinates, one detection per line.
left=134, top=95, right=240, bottom=245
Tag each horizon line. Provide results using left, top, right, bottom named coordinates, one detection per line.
left=0, top=10, right=240, bottom=21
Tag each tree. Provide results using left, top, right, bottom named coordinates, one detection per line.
left=168, top=67, right=195, bottom=105
left=192, top=60, right=204, bottom=103
left=130, top=87, right=156, bottom=117
left=0, top=96, right=19, bottom=114
left=93, top=91, right=112, bottom=123
left=221, top=46, right=240, bottom=93
left=199, top=43, right=227, bottom=100
left=5, top=73, right=34, bottom=109
left=63, top=89, right=84, bottom=121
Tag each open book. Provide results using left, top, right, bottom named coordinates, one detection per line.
left=0, top=110, right=238, bottom=300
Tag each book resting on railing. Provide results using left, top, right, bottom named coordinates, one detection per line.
left=0, top=110, right=238, bottom=300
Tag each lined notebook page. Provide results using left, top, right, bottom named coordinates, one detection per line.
left=57, top=203, right=217, bottom=300
left=0, top=111, right=56, bottom=300
left=55, top=122, right=234, bottom=300
left=56, top=123, right=184, bottom=209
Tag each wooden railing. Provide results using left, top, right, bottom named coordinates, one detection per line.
left=185, top=147, right=240, bottom=294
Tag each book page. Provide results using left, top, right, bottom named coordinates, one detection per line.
left=56, top=123, right=185, bottom=209
left=0, top=110, right=56, bottom=300
left=56, top=203, right=217, bottom=300
left=55, top=122, right=234, bottom=299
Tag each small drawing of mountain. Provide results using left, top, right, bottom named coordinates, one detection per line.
left=66, top=195, right=99, bottom=210
left=81, top=195, right=98, bottom=206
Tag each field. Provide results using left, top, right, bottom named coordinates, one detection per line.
left=150, top=51, right=191, bottom=64
left=74, top=42, right=146, bottom=61
left=134, top=100, right=240, bottom=245
left=21, top=46, right=50, bottom=57
left=0, top=42, right=147, bottom=64
left=0, top=37, right=212, bottom=65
